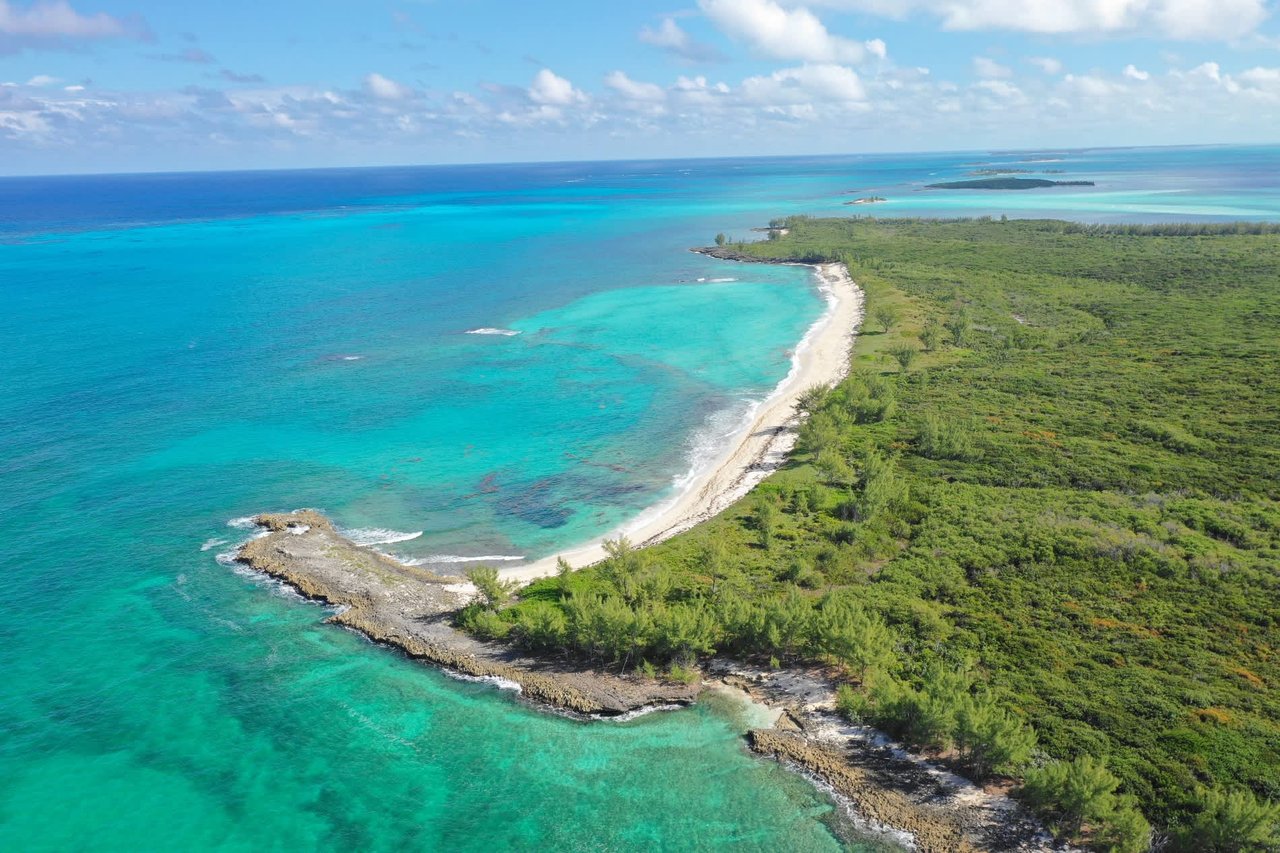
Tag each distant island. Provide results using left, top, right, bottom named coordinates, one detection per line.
left=967, top=168, right=1034, bottom=176
left=928, top=177, right=1095, bottom=190
left=844, top=196, right=886, bottom=205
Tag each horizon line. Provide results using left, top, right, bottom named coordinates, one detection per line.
left=2, top=140, right=1272, bottom=182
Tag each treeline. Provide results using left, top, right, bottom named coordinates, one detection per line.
left=769, top=214, right=1280, bottom=238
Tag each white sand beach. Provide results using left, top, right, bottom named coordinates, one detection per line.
left=504, top=262, right=864, bottom=585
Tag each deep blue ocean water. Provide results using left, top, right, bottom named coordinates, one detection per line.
left=1, top=145, right=1277, bottom=851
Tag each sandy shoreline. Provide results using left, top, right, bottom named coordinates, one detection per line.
left=505, top=261, right=863, bottom=584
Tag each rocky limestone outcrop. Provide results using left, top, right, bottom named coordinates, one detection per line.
left=235, top=511, right=699, bottom=716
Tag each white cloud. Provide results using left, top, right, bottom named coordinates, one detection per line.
left=604, top=71, right=665, bottom=102
left=1189, top=61, right=1222, bottom=82
left=1240, top=66, right=1280, bottom=85
left=973, top=56, right=1012, bottom=78
left=1123, top=64, right=1150, bottom=81
left=7, top=47, right=1280, bottom=166
left=363, top=73, right=412, bottom=101
left=1063, top=73, right=1122, bottom=97
left=974, top=79, right=1024, bottom=100
left=528, top=68, right=585, bottom=106
left=0, top=0, right=126, bottom=37
left=740, top=63, right=866, bottom=105
left=638, top=17, right=723, bottom=62
left=798, top=0, right=1270, bottom=40
left=25, top=73, right=57, bottom=86
left=670, top=74, right=731, bottom=105
left=1029, top=56, right=1062, bottom=75
left=699, top=0, right=881, bottom=64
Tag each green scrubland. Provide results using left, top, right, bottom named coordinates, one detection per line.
left=462, top=218, right=1280, bottom=851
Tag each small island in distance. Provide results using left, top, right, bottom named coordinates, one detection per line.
left=928, top=177, right=1096, bottom=190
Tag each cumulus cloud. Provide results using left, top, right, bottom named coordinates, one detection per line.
left=700, top=0, right=883, bottom=64
left=638, top=16, right=724, bottom=62
left=604, top=70, right=665, bottom=102
left=973, top=56, right=1012, bottom=78
left=1029, top=56, right=1062, bottom=75
left=363, top=72, right=412, bottom=100
left=799, top=0, right=1270, bottom=40
left=1240, top=66, right=1280, bottom=85
left=0, top=0, right=148, bottom=53
left=528, top=68, right=585, bottom=106
left=740, top=63, right=866, bottom=106
left=4, top=52, right=1280, bottom=163
left=1123, top=64, right=1150, bottom=80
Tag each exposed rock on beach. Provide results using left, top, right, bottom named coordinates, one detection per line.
left=236, top=511, right=699, bottom=716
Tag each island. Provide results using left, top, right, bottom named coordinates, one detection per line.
left=236, top=218, right=1280, bottom=853
left=927, top=177, right=1095, bottom=190
left=967, top=168, right=1034, bottom=176
left=844, top=196, right=886, bottom=205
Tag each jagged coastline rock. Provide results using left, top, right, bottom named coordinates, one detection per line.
left=236, top=511, right=700, bottom=716
left=748, top=729, right=980, bottom=853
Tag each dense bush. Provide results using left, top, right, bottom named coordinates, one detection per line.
left=468, top=218, right=1280, bottom=843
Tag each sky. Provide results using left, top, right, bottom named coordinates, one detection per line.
left=1, top=0, right=1279, bottom=174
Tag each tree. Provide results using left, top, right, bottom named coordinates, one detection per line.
left=873, top=306, right=897, bottom=334
left=760, top=589, right=814, bottom=660
left=918, top=414, right=977, bottom=461
left=843, top=375, right=895, bottom=423
left=650, top=601, right=718, bottom=661
left=514, top=601, right=568, bottom=651
left=1172, top=787, right=1280, bottom=853
left=857, top=450, right=904, bottom=521
left=887, top=345, right=918, bottom=373
left=1021, top=756, right=1119, bottom=838
left=555, top=556, right=574, bottom=599
left=1019, top=755, right=1149, bottom=851
left=715, top=232, right=727, bottom=246
left=919, top=319, right=942, bottom=351
left=944, top=309, right=971, bottom=347
left=795, top=383, right=830, bottom=415
left=754, top=496, right=779, bottom=551
left=954, top=693, right=1037, bottom=780
left=466, top=565, right=516, bottom=610
left=814, top=592, right=895, bottom=683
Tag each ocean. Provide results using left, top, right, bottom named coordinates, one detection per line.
left=2, top=145, right=1276, bottom=851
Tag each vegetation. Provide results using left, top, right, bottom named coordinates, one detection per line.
left=926, top=178, right=1096, bottom=190
left=1020, top=756, right=1150, bottom=852
left=463, top=218, right=1280, bottom=847
left=873, top=306, right=898, bottom=334
left=1171, top=787, right=1280, bottom=852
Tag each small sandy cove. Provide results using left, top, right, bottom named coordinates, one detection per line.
left=504, top=262, right=864, bottom=585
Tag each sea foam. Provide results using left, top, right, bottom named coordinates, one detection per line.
left=405, top=554, right=525, bottom=565
left=340, top=527, right=424, bottom=547
left=464, top=328, right=521, bottom=337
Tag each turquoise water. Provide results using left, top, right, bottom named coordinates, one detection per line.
left=2, top=145, right=1277, bottom=850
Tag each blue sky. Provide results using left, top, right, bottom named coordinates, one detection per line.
left=1, top=0, right=1279, bottom=173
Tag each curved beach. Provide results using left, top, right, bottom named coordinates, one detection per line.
left=505, top=262, right=863, bottom=584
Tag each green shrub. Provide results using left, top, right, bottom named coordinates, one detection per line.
left=1171, top=788, right=1280, bottom=853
